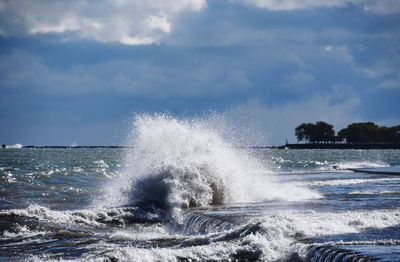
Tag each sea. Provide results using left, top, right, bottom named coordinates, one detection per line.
left=1, top=115, right=400, bottom=261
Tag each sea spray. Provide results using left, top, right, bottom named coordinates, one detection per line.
left=2, top=147, right=400, bottom=261
left=96, top=114, right=320, bottom=220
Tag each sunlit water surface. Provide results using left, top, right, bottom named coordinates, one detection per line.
left=1, top=147, right=400, bottom=261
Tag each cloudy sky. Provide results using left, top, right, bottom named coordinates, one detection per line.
left=0, top=0, right=399, bottom=145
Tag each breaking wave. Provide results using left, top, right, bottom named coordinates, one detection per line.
left=4, top=205, right=398, bottom=262
left=348, top=190, right=400, bottom=196
left=96, top=115, right=319, bottom=220
left=331, top=161, right=390, bottom=170
left=0, top=204, right=160, bottom=228
left=297, top=177, right=400, bottom=187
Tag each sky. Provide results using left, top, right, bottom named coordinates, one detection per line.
left=0, top=0, right=399, bottom=146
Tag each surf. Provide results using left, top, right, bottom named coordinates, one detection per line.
left=96, top=114, right=320, bottom=220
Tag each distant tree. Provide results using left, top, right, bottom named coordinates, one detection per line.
left=392, top=125, right=400, bottom=142
left=296, top=121, right=400, bottom=144
left=295, top=121, right=336, bottom=143
left=377, top=125, right=400, bottom=143
left=314, top=121, right=336, bottom=143
left=295, top=123, right=314, bottom=142
left=338, top=122, right=379, bottom=143
left=378, top=127, right=394, bottom=143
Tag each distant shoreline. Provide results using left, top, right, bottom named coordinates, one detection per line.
left=1, top=145, right=125, bottom=149
left=2, top=144, right=400, bottom=149
left=272, top=143, right=400, bottom=149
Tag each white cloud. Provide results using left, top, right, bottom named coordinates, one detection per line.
left=236, top=0, right=352, bottom=10
left=324, top=46, right=333, bottom=52
left=363, top=0, right=400, bottom=14
left=320, top=44, right=393, bottom=80
left=145, top=15, right=172, bottom=33
left=281, top=71, right=315, bottom=92
left=0, top=0, right=206, bottom=45
left=377, top=79, right=400, bottom=89
left=235, top=0, right=400, bottom=14
left=224, top=87, right=361, bottom=145
left=0, top=50, right=251, bottom=98
left=28, top=16, right=80, bottom=34
left=322, top=45, right=353, bottom=63
left=119, top=36, right=155, bottom=46
left=377, top=73, right=400, bottom=90
left=0, top=0, right=397, bottom=47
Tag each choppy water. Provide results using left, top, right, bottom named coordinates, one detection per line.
left=1, top=116, right=400, bottom=261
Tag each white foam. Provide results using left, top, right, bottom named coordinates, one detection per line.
left=79, top=209, right=400, bottom=262
left=92, top=243, right=240, bottom=262
left=262, top=209, right=400, bottom=237
left=348, top=190, right=400, bottom=196
left=96, top=115, right=320, bottom=220
left=94, top=159, right=109, bottom=169
left=1, top=225, right=46, bottom=240
left=2, top=172, right=16, bottom=183
left=297, top=177, right=400, bottom=187
left=7, top=204, right=400, bottom=261
left=0, top=204, right=134, bottom=227
left=328, top=239, right=400, bottom=245
left=5, top=143, right=23, bottom=149
left=332, top=161, right=389, bottom=170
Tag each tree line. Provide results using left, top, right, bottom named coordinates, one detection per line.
left=295, top=121, right=400, bottom=144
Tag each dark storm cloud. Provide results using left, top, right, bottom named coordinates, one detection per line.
left=0, top=0, right=399, bottom=145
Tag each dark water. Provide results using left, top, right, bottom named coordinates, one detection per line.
left=1, top=148, right=400, bottom=261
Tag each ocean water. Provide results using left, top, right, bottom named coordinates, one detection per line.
left=1, top=116, right=400, bottom=261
